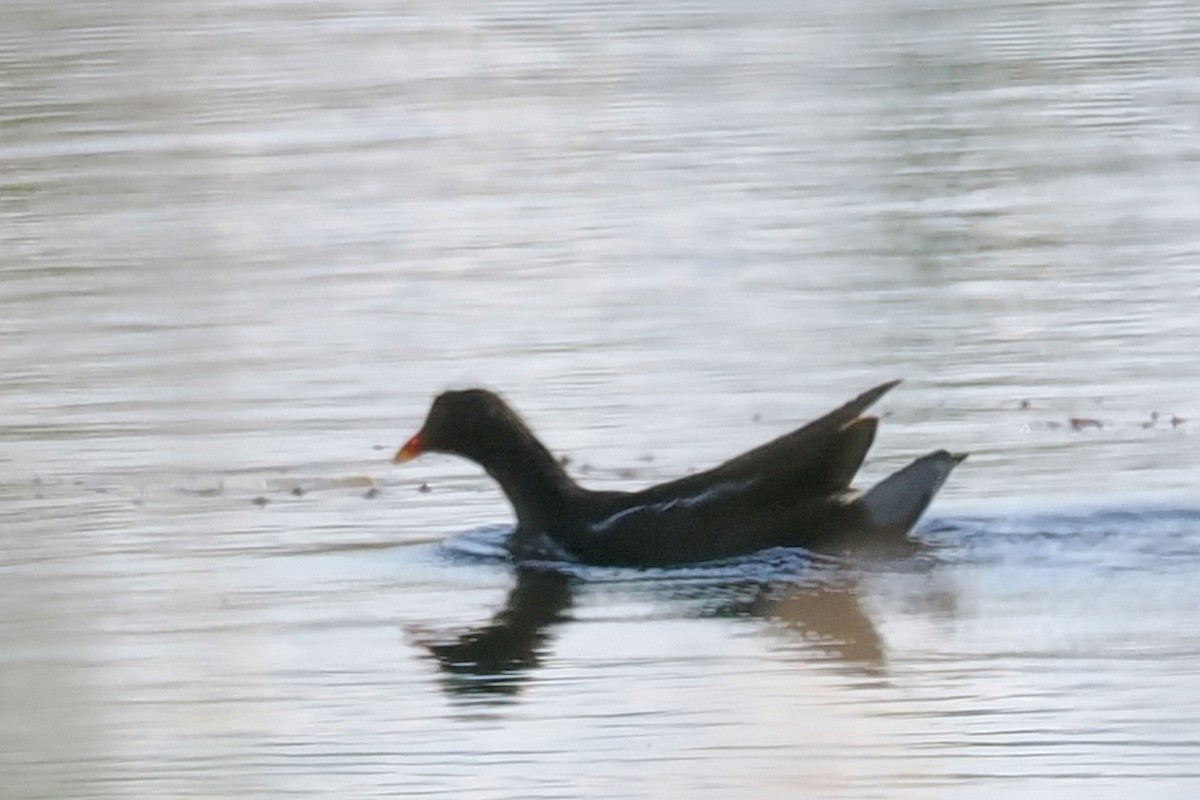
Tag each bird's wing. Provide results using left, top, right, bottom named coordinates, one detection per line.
left=639, top=379, right=900, bottom=502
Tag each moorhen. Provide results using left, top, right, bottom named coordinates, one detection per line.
left=393, top=381, right=966, bottom=567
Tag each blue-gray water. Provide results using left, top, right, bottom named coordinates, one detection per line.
left=2, top=1, right=1199, bottom=797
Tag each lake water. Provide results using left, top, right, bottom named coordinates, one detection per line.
left=2, top=0, right=1199, bottom=797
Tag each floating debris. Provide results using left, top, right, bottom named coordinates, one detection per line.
left=1020, top=399, right=1032, bottom=410
left=418, top=482, right=431, bottom=494
left=558, top=454, right=572, bottom=468
left=364, top=486, right=381, bottom=499
left=251, top=496, right=269, bottom=507
left=291, top=485, right=306, bottom=497
left=1026, top=410, right=1190, bottom=434
left=339, top=475, right=378, bottom=489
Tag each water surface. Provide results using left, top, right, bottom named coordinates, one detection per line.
left=2, top=1, right=1199, bottom=797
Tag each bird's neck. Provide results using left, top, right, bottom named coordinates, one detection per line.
left=478, top=425, right=580, bottom=533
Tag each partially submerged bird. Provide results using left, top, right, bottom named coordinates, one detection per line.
left=393, top=381, right=965, bottom=567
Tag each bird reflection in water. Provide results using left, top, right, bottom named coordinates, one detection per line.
left=410, top=567, right=575, bottom=699
left=410, top=561, right=893, bottom=700
left=751, top=579, right=886, bottom=668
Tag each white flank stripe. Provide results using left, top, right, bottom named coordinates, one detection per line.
left=588, top=478, right=756, bottom=534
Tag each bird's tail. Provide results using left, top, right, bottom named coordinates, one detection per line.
left=857, top=450, right=967, bottom=534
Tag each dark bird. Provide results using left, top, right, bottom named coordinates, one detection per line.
left=393, top=380, right=965, bottom=567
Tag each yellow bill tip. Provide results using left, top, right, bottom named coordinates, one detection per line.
left=393, top=431, right=424, bottom=464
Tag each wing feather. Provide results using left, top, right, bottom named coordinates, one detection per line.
left=637, top=380, right=899, bottom=502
